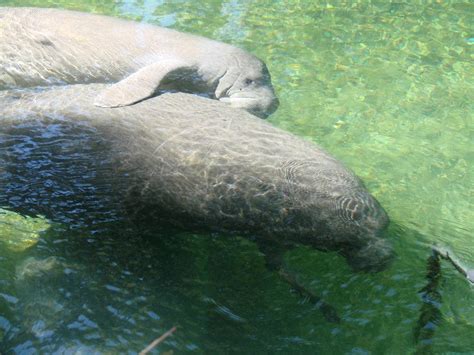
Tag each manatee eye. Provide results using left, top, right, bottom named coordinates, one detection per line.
left=244, top=78, right=254, bottom=85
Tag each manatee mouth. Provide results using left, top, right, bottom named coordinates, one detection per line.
left=219, top=96, right=260, bottom=105
left=219, top=95, right=279, bottom=118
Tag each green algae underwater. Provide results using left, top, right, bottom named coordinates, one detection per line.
left=0, top=1, right=472, bottom=353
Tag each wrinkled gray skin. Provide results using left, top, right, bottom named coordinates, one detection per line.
left=0, top=85, right=392, bottom=271
left=0, top=7, right=278, bottom=118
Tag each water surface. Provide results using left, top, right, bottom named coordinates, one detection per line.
left=0, top=1, right=472, bottom=353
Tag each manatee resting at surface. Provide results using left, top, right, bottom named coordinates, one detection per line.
left=0, top=85, right=392, bottom=272
left=0, top=7, right=278, bottom=117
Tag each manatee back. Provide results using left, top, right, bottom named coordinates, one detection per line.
left=0, top=85, right=390, bottom=270
left=0, top=7, right=217, bottom=88
left=0, top=85, right=361, bottom=226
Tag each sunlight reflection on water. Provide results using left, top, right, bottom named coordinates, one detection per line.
left=0, top=1, right=472, bottom=353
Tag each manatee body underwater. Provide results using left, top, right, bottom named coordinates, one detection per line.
left=0, top=84, right=393, bottom=273
left=0, top=7, right=278, bottom=117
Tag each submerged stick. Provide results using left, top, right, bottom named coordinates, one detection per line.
left=139, top=326, right=177, bottom=355
left=432, top=247, right=474, bottom=284
left=279, top=268, right=341, bottom=323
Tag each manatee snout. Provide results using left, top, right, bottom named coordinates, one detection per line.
left=246, top=92, right=279, bottom=119
left=342, top=238, right=395, bottom=273
left=217, top=56, right=279, bottom=118
left=343, top=211, right=394, bottom=273
left=257, top=93, right=280, bottom=118
left=222, top=88, right=279, bottom=118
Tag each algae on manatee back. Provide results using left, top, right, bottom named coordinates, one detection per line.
left=0, top=209, right=51, bottom=252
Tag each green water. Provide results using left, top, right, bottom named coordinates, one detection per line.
left=0, top=1, right=473, bottom=353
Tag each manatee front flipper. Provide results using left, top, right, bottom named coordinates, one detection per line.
left=94, top=60, right=191, bottom=108
left=256, top=238, right=340, bottom=323
left=278, top=268, right=341, bottom=323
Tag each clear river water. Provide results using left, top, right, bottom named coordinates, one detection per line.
left=0, top=1, right=472, bottom=354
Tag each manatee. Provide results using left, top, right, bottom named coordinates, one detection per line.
left=0, top=84, right=393, bottom=272
left=0, top=7, right=278, bottom=117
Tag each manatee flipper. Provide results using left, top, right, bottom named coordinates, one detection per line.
left=278, top=268, right=341, bottom=323
left=255, top=237, right=288, bottom=272
left=94, top=60, right=191, bottom=108
left=255, top=238, right=340, bottom=323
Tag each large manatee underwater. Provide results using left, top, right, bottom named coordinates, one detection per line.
left=0, top=7, right=278, bottom=117
left=0, top=84, right=393, bottom=274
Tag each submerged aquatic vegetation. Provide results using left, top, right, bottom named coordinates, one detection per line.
left=0, top=209, right=50, bottom=252
left=0, top=1, right=472, bottom=353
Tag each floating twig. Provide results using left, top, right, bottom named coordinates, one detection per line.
left=139, top=326, right=177, bottom=355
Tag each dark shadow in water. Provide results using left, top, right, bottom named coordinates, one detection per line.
left=414, top=249, right=442, bottom=354
left=0, top=117, right=125, bottom=230
left=414, top=247, right=474, bottom=354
